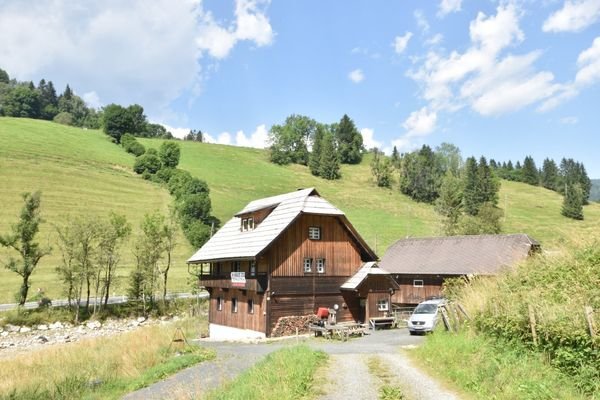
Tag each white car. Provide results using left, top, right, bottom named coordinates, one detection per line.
left=407, top=299, right=446, bottom=335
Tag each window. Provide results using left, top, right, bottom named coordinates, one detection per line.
left=303, top=258, right=312, bottom=273
left=377, top=299, right=389, bottom=311
left=217, top=297, right=223, bottom=311
left=215, top=262, right=222, bottom=276
left=413, top=279, right=424, bottom=288
left=247, top=299, right=254, bottom=314
left=308, top=226, right=321, bottom=240
left=316, top=258, right=325, bottom=274
left=241, top=217, right=255, bottom=231
left=232, top=261, right=241, bottom=272
left=249, top=261, right=256, bottom=277
left=231, top=297, right=238, bottom=313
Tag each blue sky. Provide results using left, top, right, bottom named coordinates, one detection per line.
left=1, top=0, right=599, bottom=177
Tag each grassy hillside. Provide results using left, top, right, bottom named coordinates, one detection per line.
left=1, top=118, right=599, bottom=303
left=140, top=138, right=600, bottom=250
left=0, top=118, right=194, bottom=303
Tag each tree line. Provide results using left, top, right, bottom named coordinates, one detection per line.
left=0, top=192, right=183, bottom=317
left=0, top=67, right=182, bottom=139
left=491, top=156, right=591, bottom=220
left=268, top=114, right=364, bottom=180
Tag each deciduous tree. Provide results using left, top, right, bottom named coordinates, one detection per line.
left=0, top=192, right=50, bottom=305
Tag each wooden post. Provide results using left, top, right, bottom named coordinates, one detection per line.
left=440, top=306, right=453, bottom=333
left=528, top=305, right=538, bottom=347
left=584, top=306, right=596, bottom=341
left=456, top=303, right=471, bottom=321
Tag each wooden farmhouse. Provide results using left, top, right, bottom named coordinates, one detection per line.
left=379, top=234, right=540, bottom=306
left=187, top=188, right=398, bottom=339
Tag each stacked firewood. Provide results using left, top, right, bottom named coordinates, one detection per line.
left=271, top=314, right=319, bottom=337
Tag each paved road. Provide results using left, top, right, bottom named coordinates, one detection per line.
left=123, top=329, right=436, bottom=400
left=0, top=292, right=208, bottom=312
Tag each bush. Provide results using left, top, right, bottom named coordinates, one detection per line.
left=167, top=170, right=193, bottom=198
left=182, top=220, right=211, bottom=248
left=121, top=133, right=146, bottom=156
left=155, top=167, right=176, bottom=183
left=133, top=153, right=162, bottom=175
left=53, top=111, right=74, bottom=126
left=159, top=141, right=181, bottom=168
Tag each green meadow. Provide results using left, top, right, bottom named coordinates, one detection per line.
left=1, top=117, right=599, bottom=303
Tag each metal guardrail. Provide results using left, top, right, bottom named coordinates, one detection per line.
left=0, top=291, right=209, bottom=312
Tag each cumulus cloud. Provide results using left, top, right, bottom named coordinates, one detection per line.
left=542, top=0, right=600, bottom=33
left=0, top=0, right=274, bottom=123
left=394, top=32, right=413, bottom=54
left=539, top=36, right=600, bottom=110
left=402, top=107, right=438, bottom=137
left=438, top=0, right=462, bottom=18
left=360, top=128, right=382, bottom=149
left=348, top=69, right=365, bottom=83
left=407, top=4, right=560, bottom=117
left=235, top=124, right=270, bottom=148
left=196, top=0, right=274, bottom=59
left=82, top=91, right=102, bottom=109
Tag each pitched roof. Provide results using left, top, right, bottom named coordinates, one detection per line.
left=187, top=188, right=376, bottom=263
left=379, top=234, right=539, bottom=276
left=341, top=262, right=397, bottom=290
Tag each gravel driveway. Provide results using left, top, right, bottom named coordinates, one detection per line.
left=123, top=329, right=460, bottom=400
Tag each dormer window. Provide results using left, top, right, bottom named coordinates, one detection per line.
left=241, top=217, right=255, bottom=232
left=308, top=226, right=321, bottom=240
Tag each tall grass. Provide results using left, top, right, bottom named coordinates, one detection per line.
left=0, top=317, right=213, bottom=400
left=205, top=345, right=326, bottom=400
left=437, top=240, right=600, bottom=396
left=412, top=330, right=588, bottom=400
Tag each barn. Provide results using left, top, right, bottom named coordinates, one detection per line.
left=379, top=234, right=540, bottom=306
left=187, top=188, right=398, bottom=339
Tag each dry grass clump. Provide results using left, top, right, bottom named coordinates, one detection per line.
left=0, top=317, right=210, bottom=398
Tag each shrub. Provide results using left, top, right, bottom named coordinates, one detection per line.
left=159, top=141, right=181, bottom=168
left=53, top=111, right=73, bottom=126
left=133, top=153, right=162, bottom=175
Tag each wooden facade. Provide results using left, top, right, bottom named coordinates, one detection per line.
left=191, top=190, right=394, bottom=337
left=390, top=274, right=454, bottom=305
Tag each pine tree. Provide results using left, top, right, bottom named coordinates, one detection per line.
left=318, top=132, right=341, bottom=180
left=477, top=156, right=499, bottom=205
left=541, top=158, right=559, bottom=191
left=521, top=156, right=539, bottom=185
left=309, top=124, right=325, bottom=176
left=562, top=183, right=584, bottom=220
left=462, top=157, right=480, bottom=216
left=391, top=146, right=400, bottom=169
left=335, top=114, right=363, bottom=164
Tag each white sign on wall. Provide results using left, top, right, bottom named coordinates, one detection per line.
left=231, top=271, right=246, bottom=287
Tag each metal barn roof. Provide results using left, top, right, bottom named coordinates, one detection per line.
left=379, top=234, right=539, bottom=276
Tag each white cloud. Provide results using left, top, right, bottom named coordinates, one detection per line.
left=542, top=0, right=600, bottom=33
left=217, top=132, right=232, bottom=145
left=348, top=69, right=365, bottom=83
left=414, top=10, right=430, bottom=33
left=360, top=128, right=382, bottom=149
left=159, top=123, right=192, bottom=139
left=235, top=124, right=269, bottom=148
left=0, top=0, right=274, bottom=123
left=425, top=34, right=444, bottom=46
left=560, top=116, right=579, bottom=124
left=438, top=0, right=462, bottom=18
left=402, top=107, right=438, bottom=137
left=394, top=32, right=413, bottom=54
left=539, top=36, right=600, bottom=110
left=82, top=91, right=102, bottom=108
left=197, top=0, right=274, bottom=59
left=407, top=4, right=560, bottom=117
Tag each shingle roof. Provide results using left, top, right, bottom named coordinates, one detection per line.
left=379, top=234, right=539, bottom=276
left=187, top=188, right=376, bottom=263
left=341, top=262, right=393, bottom=290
